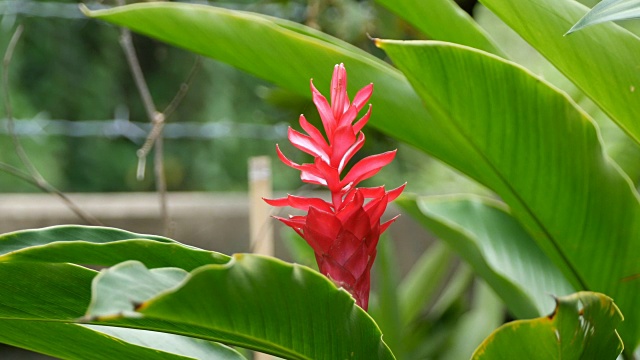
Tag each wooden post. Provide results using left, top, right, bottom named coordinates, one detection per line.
left=248, top=156, right=277, bottom=360
left=249, top=156, right=274, bottom=256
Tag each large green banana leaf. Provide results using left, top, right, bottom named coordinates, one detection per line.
left=373, top=0, right=504, bottom=56
left=376, top=39, right=640, bottom=351
left=473, top=3, right=640, bottom=183
left=86, top=257, right=394, bottom=359
left=480, top=0, right=640, bottom=145
left=0, top=226, right=393, bottom=359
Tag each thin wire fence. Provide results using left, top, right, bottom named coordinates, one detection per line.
left=0, top=117, right=289, bottom=141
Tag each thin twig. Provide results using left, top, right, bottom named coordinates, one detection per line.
left=118, top=27, right=156, bottom=122
left=163, top=56, right=201, bottom=119
left=0, top=162, right=46, bottom=190
left=116, top=1, right=171, bottom=235
left=1, top=25, right=102, bottom=226
left=136, top=57, right=201, bottom=164
left=0, top=162, right=102, bottom=224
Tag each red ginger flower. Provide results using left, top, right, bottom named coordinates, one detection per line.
left=265, top=64, right=405, bottom=310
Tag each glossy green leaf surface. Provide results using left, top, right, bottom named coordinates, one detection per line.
left=0, top=227, right=392, bottom=359
left=569, top=0, right=640, bottom=33
left=373, top=0, right=504, bottom=56
left=473, top=3, right=640, bottom=185
left=480, top=0, right=640, bottom=145
left=86, top=257, right=394, bottom=360
left=397, top=195, right=574, bottom=318
left=0, top=262, right=244, bottom=360
left=377, top=40, right=640, bottom=347
left=472, top=292, right=624, bottom=359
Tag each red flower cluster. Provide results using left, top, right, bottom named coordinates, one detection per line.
left=265, top=64, right=405, bottom=310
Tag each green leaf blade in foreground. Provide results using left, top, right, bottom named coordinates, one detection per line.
left=0, top=262, right=244, bottom=360
left=0, top=253, right=392, bottom=359
left=0, top=225, right=229, bottom=269
left=376, top=40, right=640, bottom=347
left=397, top=195, right=574, bottom=319
left=569, top=0, right=640, bottom=33
left=480, top=0, right=640, bottom=145
left=374, top=0, right=505, bottom=56
left=472, top=292, right=624, bottom=359
left=87, top=256, right=395, bottom=360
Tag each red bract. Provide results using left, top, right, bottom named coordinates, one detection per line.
left=265, top=63, right=405, bottom=310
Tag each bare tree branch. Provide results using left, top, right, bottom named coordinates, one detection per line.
left=163, top=56, right=201, bottom=119
left=135, top=57, right=200, bottom=164
left=2, top=24, right=102, bottom=226
left=0, top=162, right=103, bottom=224
left=116, top=0, right=171, bottom=234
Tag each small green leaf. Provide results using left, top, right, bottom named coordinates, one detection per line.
left=569, top=0, right=640, bottom=34
left=88, top=261, right=189, bottom=318
left=472, top=292, right=624, bottom=359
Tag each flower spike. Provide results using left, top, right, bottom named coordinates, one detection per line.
left=265, top=63, right=404, bottom=310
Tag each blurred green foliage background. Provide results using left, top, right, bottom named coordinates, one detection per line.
left=0, top=0, right=479, bottom=194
